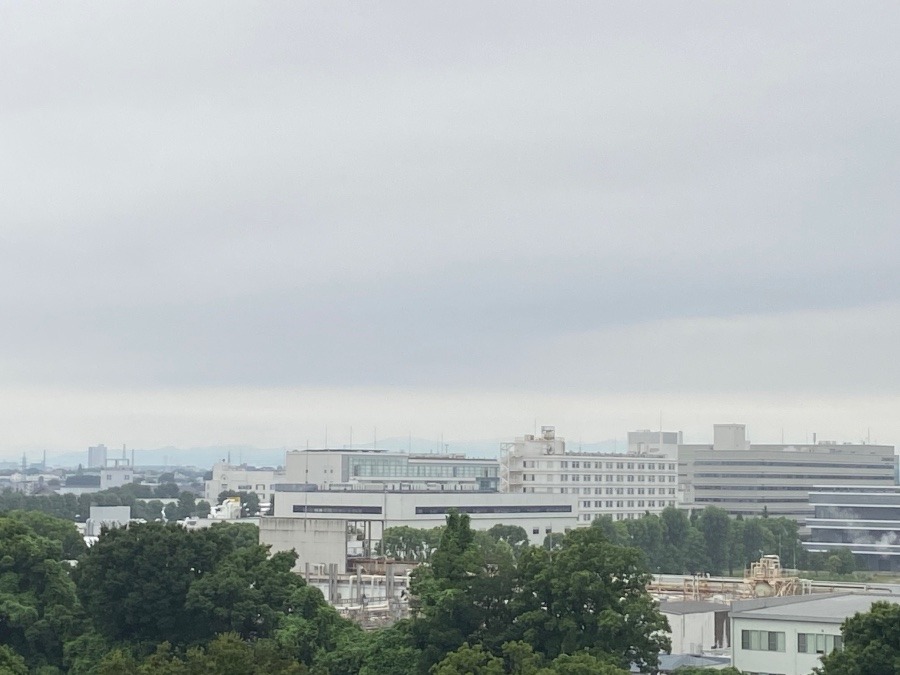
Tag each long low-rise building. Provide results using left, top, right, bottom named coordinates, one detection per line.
left=730, top=593, right=900, bottom=675
left=260, top=485, right=579, bottom=573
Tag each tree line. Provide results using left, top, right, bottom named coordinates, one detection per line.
left=0, top=508, right=675, bottom=674
left=381, top=506, right=856, bottom=577
left=0, top=502, right=879, bottom=674
left=0, top=484, right=212, bottom=524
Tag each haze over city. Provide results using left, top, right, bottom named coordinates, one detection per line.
left=3, top=3, right=900, bottom=457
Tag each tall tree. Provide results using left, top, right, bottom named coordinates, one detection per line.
left=512, top=526, right=670, bottom=670
left=410, top=511, right=509, bottom=670
left=0, top=516, right=83, bottom=671
left=74, top=521, right=261, bottom=647
left=697, top=508, right=730, bottom=575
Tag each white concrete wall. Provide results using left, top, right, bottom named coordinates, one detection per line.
left=86, top=505, right=131, bottom=537
left=273, top=490, right=580, bottom=546
left=664, top=611, right=718, bottom=655
left=259, top=516, right=348, bottom=573
left=204, top=462, right=282, bottom=503
left=713, top=424, right=748, bottom=452
left=100, top=467, right=132, bottom=490
left=732, top=616, right=841, bottom=675
left=284, top=452, right=343, bottom=486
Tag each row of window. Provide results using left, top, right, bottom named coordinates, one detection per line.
left=581, top=512, right=659, bottom=522
left=525, top=474, right=676, bottom=483
left=582, top=499, right=672, bottom=509
left=220, top=483, right=270, bottom=492
left=541, top=487, right=677, bottom=496
left=741, top=630, right=785, bottom=652
left=695, top=485, right=815, bottom=491
left=740, top=631, right=842, bottom=655
left=527, top=461, right=677, bottom=471
left=571, top=487, right=675, bottom=495
left=415, top=505, right=572, bottom=515
left=694, top=460, right=890, bottom=469
left=351, top=462, right=496, bottom=478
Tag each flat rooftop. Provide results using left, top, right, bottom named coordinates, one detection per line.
left=731, top=593, right=900, bottom=623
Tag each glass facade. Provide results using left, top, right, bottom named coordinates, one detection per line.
left=348, top=456, right=497, bottom=480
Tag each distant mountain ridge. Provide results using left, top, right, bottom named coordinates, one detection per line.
left=28, top=436, right=627, bottom=470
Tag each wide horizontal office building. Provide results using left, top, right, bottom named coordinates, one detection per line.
left=679, top=424, right=897, bottom=522
left=804, top=486, right=900, bottom=572
left=260, top=485, right=578, bottom=573
left=206, top=448, right=499, bottom=505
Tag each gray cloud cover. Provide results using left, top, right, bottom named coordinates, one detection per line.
left=2, top=3, right=900, bottom=453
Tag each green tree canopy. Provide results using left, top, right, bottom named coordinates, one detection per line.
left=511, top=526, right=670, bottom=670
left=0, top=516, right=83, bottom=671
left=816, top=601, right=900, bottom=675
left=74, top=521, right=271, bottom=647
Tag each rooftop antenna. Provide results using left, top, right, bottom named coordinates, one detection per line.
left=659, top=410, right=663, bottom=450
left=131, top=448, right=135, bottom=468
left=43, top=450, right=47, bottom=471
left=374, top=426, right=377, bottom=449
left=349, top=426, right=353, bottom=449
left=325, top=426, right=328, bottom=449
left=408, top=432, right=412, bottom=453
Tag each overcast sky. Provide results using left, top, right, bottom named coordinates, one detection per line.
left=2, top=3, right=900, bottom=457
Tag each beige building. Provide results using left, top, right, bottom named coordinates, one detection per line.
left=204, top=461, right=284, bottom=505
left=501, top=426, right=678, bottom=523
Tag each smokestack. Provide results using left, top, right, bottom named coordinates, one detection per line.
left=812, top=433, right=817, bottom=445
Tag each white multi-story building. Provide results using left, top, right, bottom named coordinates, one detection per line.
left=501, top=426, right=679, bottom=523
left=204, top=461, right=285, bottom=505
left=730, top=593, right=900, bottom=675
